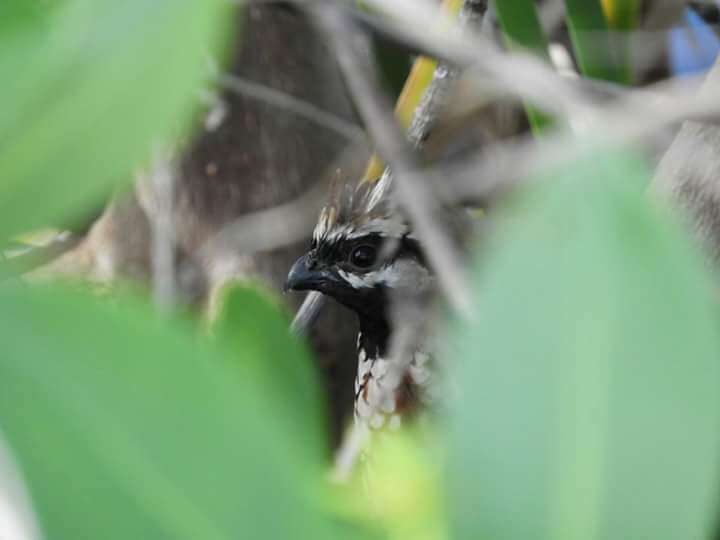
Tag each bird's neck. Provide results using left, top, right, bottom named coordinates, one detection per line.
left=357, top=313, right=391, bottom=358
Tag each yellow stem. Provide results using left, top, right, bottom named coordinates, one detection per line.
left=362, top=0, right=464, bottom=183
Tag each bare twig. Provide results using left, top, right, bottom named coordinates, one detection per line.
left=431, top=73, right=720, bottom=207
left=199, top=179, right=327, bottom=262
left=331, top=420, right=370, bottom=483
left=406, top=1, right=487, bottom=149
left=346, top=0, right=720, bottom=137
left=290, top=291, right=327, bottom=336
left=338, top=0, right=591, bottom=119
left=217, top=73, right=365, bottom=142
left=139, top=151, right=178, bottom=312
left=0, top=232, right=81, bottom=280
left=652, top=58, right=720, bottom=260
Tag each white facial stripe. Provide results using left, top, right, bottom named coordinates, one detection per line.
left=338, top=258, right=434, bottom=290
left=346, top=218, right=408, bottom=239
left=338, top=269, right=373, bottom=288
left=313, top=223, right=354, bottom=245
left=367, top=261, right=432, bottom=288
left=360, top=268, right=392, bottom=287
left=327, top=226, right=351, bottom=243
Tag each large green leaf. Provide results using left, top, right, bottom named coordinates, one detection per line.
left=0, top=285, right=339, bottom=539
left=0, top=0, right=232, bottom=237
left=446, top=152, right=720, bottom=539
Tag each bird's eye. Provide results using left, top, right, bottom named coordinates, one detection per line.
left=349, top=244, right=377, bottom=269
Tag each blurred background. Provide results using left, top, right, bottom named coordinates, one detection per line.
left=4, top=1, right=720, bottom=539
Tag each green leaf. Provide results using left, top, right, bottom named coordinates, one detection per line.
left=374, top=41, right=412, bottom=99
left=0, top=284, right=339, bottom=539
left=492, top=0, right=552, bottom=134
left=602, top=0, right=642, bottom=30
left=212, top=282, right=327, bottom=456
left=564, top=0, right=632, bottom=83
left=0, top=0, right=232, bottom=237
left=446, top=152, right=720, bottom=539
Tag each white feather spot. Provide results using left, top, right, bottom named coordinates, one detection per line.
left=357, top=357, right=371, bottom=380
left=370, top=414, right=385, bottom=429
left=378, top=392, right=396, bottom=414
left=370, top=358, right=388, bottom=380
left=409, top=363, right=432, bottom=385
left=359, top=259, right=433, bottom=290
left=413, top=351, right=430, bottom=367
left=355, top=395, right=371, bottom=418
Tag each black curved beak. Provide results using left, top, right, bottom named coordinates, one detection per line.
left=285, top=253, right=340, bottom=292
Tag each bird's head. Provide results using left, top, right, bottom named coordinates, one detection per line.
left=286, top=174, right=433, bottom=320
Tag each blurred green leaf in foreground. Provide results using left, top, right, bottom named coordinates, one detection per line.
left=0, top=0, right=231, bottom=238
left=212, top=283, right=327, bottom=458
left=0, top=284, right=357, bottom=540
left=446, top=151, right=720, bottom=539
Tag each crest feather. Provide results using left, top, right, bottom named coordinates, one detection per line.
left=313, top=165, right=405, bottom=245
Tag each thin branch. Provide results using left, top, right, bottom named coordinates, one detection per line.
left=217, top=73, right=365, bottom=142
left=432, top=73, right=720, bottom=207
left=406, top=1, right=487, bottom=149
left=346, top=0, right=720, bottom=137
left=331, top=421, right=369, bottom=483
left=338, top=0, right=591, bottom=119
left=138, top=151, right=178, bottom=312
left=652, top=58, right=720, bottom=260
left=0, top=233, right=81, bottom=281
left=199, top=179, right=326, bottom=263
left=290, top=291, right=327, bottom=336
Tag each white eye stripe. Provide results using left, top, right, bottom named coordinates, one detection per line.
left=338, top=269, right=374, bottom=288
left=338, top=260, right=432, bottom=290
left=314, top=216, right=408, bottom=244
left=346, top=218, right=408, bottom=239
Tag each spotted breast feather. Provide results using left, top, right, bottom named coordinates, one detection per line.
left=354, top=328, right=434, bottom=430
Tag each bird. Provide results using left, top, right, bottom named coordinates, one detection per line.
left=284, top=80, right=525, bottom=431
left=285, top=163, right=440, bottom=431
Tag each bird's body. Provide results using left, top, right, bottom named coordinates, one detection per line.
left=286, top=168, right=438, bottom=431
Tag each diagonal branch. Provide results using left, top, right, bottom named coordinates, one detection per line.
left=217, top=73, right=365, bottom=142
